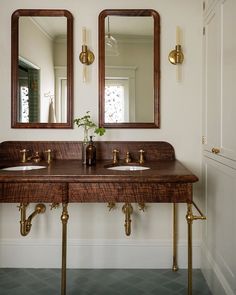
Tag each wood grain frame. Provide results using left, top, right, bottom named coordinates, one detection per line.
left=98, top=9, right=160, bottom=129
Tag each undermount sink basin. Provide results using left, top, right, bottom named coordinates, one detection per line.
left=2, top=165, right=46, bottom=171
left=107, top=165, right=150, bottom=171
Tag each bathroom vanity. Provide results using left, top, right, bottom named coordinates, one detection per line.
left=0, top=141, right=203, bottom=295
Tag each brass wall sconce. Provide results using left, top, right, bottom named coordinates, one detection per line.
left=79, top=27, right=95, bottom=82
left=168, top=26, right=184, bottom=82
left=79, top=44, right=95, bottom=65
left=168, top=44, right=184, bottom=65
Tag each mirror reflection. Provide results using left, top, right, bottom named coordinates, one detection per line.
left=105, top=16, right=154, bottom=123
left=18, top=16, right=67, bottom=123
left=99, top=10, right=160, bottom=128
left=11, top=9, right=73, bottom=128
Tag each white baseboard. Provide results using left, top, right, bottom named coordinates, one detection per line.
left=0, top=238, right=201, bottom=269
left=201, top=242, right=235, bottom=295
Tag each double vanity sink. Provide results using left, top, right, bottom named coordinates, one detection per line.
left=0, top=141, right=198, bottom=204
left=0, top=140, right=200, bottom=295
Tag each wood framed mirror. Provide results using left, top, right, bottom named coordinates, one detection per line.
left=11, top=9, right=73, bottom=128
left=99, top=9, right=160, bottom=128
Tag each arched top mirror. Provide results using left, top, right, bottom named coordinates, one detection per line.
left=99, top=9, right=160, bottom=128
left=11, top=9, right=73, bottom=128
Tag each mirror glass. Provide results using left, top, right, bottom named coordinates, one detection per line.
left=11, top=10, right=73, bottom=128
left=99, top=10, right=160, bottom=128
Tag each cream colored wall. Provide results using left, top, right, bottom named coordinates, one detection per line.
left=53, top=38, right=67, bottom=66
left=0, top=0, right=203, bottom=268
left=19, top=17, right=55, bottom=122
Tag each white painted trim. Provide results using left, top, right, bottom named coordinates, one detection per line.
left=0, top=238, right=201, bottom=269
left=30, top=17, right=53, bottom=41
left=201, top=242, right=235, bottom=295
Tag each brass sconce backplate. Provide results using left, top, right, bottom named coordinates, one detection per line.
left=168, top=45, right=184, bottom=65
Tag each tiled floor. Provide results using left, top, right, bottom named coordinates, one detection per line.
left=0, top=268, right=212, bottom=295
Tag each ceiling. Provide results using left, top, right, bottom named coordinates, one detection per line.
left=31, top=16, right=67, bottom=39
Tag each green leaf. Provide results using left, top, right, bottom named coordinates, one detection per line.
left=74, top=112, right=106, bottom=137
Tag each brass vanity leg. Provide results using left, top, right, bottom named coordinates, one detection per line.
left=186, top=203, right=193, bottom=295
left=61, top=203, right=69, bottom=295
left=172, top=203, right=179, bottom=272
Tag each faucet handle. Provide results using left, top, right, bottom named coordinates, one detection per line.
left=112, top=149, right=119, bottom=164
left=45, top=149, right=52, bottom=164
left=139, top=149, right=145, bottom=164
left=20, top=149, right=28, bottom=163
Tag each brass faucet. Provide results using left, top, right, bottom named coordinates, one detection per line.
left=124, top=151, right=132, bottom=163
left=28, top=151, right=41, bottom=163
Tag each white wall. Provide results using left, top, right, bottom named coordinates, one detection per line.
left=0, top=0, right=203, bottom=268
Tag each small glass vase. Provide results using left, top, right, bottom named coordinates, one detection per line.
left=82, top=128, right=89, bottom=165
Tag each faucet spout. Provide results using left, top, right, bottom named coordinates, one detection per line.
left=124, top=152, right=132, bottom=164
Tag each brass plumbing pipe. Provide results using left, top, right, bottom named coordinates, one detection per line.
left=122, top=203, right=133, bottom=236
left=19, top=203, right=46, bottom=236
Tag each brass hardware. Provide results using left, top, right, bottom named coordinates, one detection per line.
left=27, top=151, right=41, bottom=163
left=79, top=45, right=95, bottom=65
left=168, top=45, right=184, bottom=65
left=138, top=202, right=146, bottom=212
left=191, top=201, right=207, bottom=221
left=139, top=149, right=145, bottom=164
left=186, top=202, right=206, bottom=294
left=122, top=203, right=133, bottom=236
left=112, top=149, right=119, bottom=164
left=211, top=147, right=220, bottom=154
left=124, top=151, right=132, bottom=163
left=61, top=203, right=69, bottom=295
left=20, top=149, right=28, bottom=163
left=172, top=203, right=179, bottom=272
left=18, top=203, right=46, bottom=236
left=107, top=202, right=116, bottom=211
left=79, top=27, right=94, bottom=82
left=50, top=203, right=60, bottom=210
left=45, top=149, right=52, bottom=164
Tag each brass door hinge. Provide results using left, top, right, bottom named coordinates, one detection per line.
left=203, top=1, right=205, bottom=11
left=202, top=136, right=207, bottom=144
left=203, top=27, right=205, bottom=35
